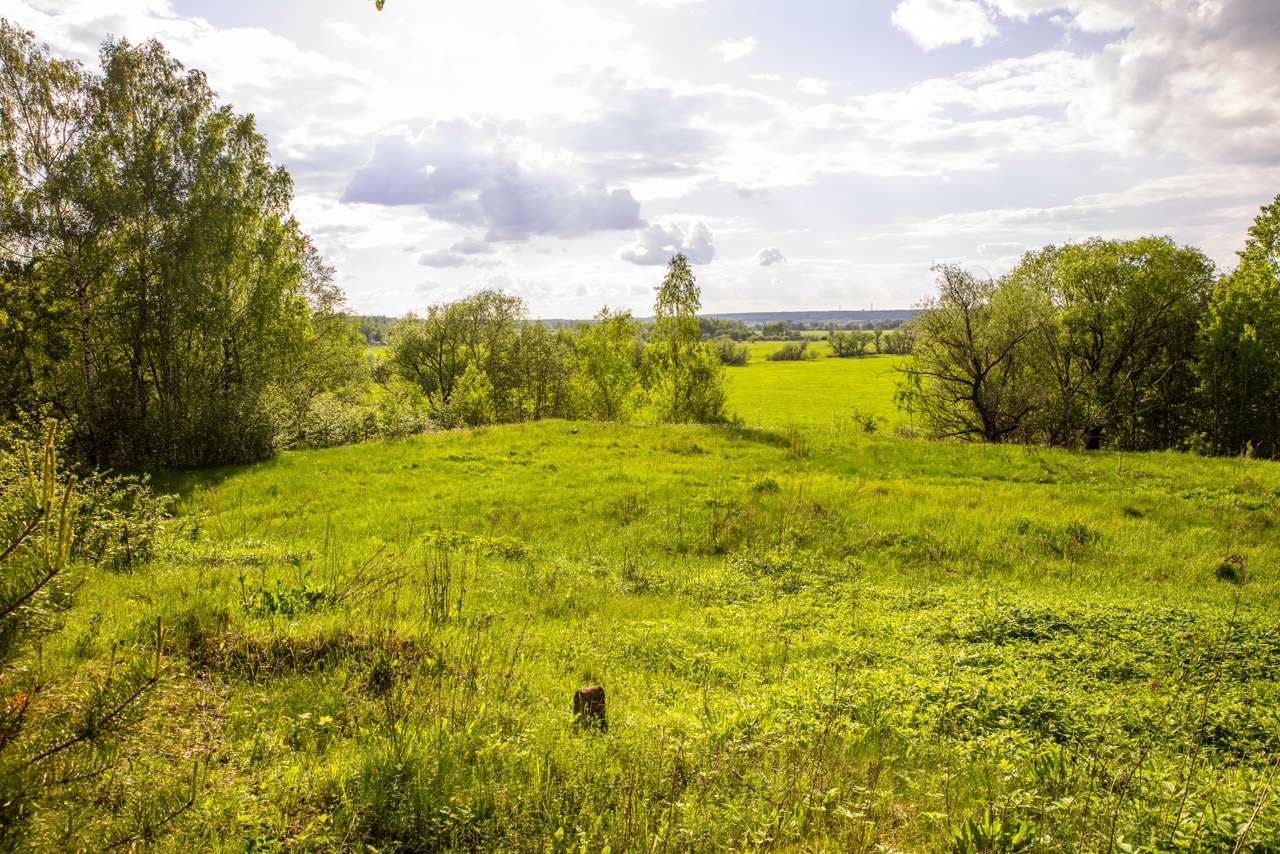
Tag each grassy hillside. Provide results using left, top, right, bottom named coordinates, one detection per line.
left=57, top=405, right=1280, bottom=851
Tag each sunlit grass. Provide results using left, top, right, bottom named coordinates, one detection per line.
left=68, top=414, right=1280, bottom=852
left=725, top=351, right=908, bottom=430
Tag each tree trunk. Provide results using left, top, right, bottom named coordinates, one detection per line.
left=72, top=269, right=106, bottom=466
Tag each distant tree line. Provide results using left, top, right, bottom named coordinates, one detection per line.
left=900, top=196, right=1280, bottom=456
left=378, top=254, right=728, bottom=430
left=358, top=315, right=395, bottom=345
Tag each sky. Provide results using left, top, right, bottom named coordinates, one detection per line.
left=1, top=0, right=1277, bottom=318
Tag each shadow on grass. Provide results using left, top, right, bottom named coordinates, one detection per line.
left=147, top=457, right=276, bottom=506
left=710, top=423, right=791, bottom=448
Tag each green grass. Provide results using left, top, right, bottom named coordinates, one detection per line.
left=45, top=412, right=1280, bottom=852
left=725, top=351, right=908, bottom=430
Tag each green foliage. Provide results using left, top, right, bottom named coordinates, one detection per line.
left=899, top=263, right=1046, bottom=443
left=0, top=23, right=363, bottom=468
left=357, top=315, right=395, bottom=345
left=243, top=570, right=331, bottom=619
left=902, top=238, right=1214, bottom=451
left=1196, top=194, right=1280, bottom=457
left=828, top=330, right=874, bottom=358
left=766, top=341, right=816, bottom=361
left=389, top=290, right=576, bottom=428
left=0, top=422, right=188, bottom=849
left=290, top=377, right=434, bottom=449
left=711, top=335, right=750, bottom=366
left=833, top=404, right=887, bottom=433
left=946, top=808, right=1035, bottom=853
left=1012, top=236, right=1213, bottom=450
left=573, top=307, right=641, bottom=420
left=643, top=254, right=729, bottom=423
left=72, top=470, right=171, bottom=571
left=760, top=320, right=787, bottom=337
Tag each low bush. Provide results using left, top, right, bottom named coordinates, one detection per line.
left=712, top=336, right=750, bottom=366
left=766, top=342, right=814, bottom=361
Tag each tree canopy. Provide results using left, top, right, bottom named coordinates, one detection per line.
left=643, top=254, right=727, bottom=423
left=1196, top=194, right=1280, bottom=456
left=0, top=23, right=362, bottom=467
left=901, top=238, right=1214, bottom=451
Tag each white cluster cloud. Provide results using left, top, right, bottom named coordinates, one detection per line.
left=619, top=221, right=716, bottom=266
left=715, top=37, right=757, bottom=62
left=1090, top=0, right=1280, bottom=168
left=891, top=0, right=998, bottom=50
left=755, top=247, right=786, bottom=266
left=796, top=78, right=829, bottom=96
left=344, top=119, right=643, bottom=242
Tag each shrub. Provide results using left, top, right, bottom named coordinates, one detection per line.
left=834, top=405, right=887, bottom=433
left=0, top=422, right=189, bottom=848
left=828, top=330, right=872, bottom=357
left=766, top=342, right=814, bottom=361
left=295, top=381, right=434, bottom=449
left=713, top=336, right=750, bottom=366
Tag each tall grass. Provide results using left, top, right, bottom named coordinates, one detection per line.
left=27, top=417, right=1267, bottom=851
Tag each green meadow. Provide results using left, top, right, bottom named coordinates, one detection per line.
left=724, top=351, right=908, bottom=431
left=55, top=356, right=1280, bottom=852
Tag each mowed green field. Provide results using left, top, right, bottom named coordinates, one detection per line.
left=50, top=360, right=1280, bottom=852
left=724, top=350, right=908, bottom=430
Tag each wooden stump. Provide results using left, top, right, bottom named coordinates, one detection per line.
left=573, top=685, right=607, bottom=730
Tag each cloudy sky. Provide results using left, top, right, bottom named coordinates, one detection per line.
left=2, top=0, right=1277, bottom=317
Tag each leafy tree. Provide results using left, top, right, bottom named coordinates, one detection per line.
left=269, top=245, right=368, bottom=447
left=511, top=321, right=573, bottom=421
left=388, top=289, right=525, bottom=423
left=573, top=307, right=641, bottom=421
left=642, top=254, right=727, bottom=423
left=1010, top=237, right=1212, bottom=449
left=761, top=320, right=786, bottom=338
left=897, top=263, right=1046, bottom=443
left=0, top=24, right=357, bottom=467
left=766, top=341, right=815, bottom=361
left=903, top=241, right=1212, bottom=450
left=828, top=330, right=872, bottom=358
left=883, top=323, right=916, bottom=355
left=1196, top=194, right=1280, bottom=456
left=711, top=335, right=749, bottom=366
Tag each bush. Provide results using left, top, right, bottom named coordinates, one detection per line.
left=828, top=330, right=872, bottom=357
left=295, top=381, right=434, bottom=449
left=766, top=342, right=815, bottom=362
left=0, top=421, right=189, bottom=848
left=74, top=472, right=172, bottom=572
left=834, top=406, right=887, bottom=433
left=712, top=336, right=750, bottom=366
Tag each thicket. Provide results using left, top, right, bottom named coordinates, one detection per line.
left=0, top=23, right=367, bottom=469
left=828, top=330, right=874, bottom=357
left=900, top=203, right=1280, bottom=455
left=386, top=255, right=730, bottom=427
left=766, top=341, right=816, bottom=362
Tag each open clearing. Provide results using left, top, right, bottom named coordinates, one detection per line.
left=66, top=358, right=1280, bottom=852
left=724, top=351, right=908, bottom=431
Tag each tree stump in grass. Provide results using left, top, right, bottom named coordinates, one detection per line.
left=573, top=685, right=607, bottom=730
